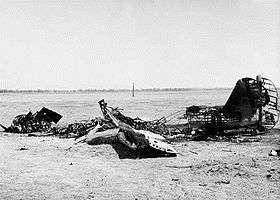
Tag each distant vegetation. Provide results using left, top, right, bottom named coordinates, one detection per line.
left=2, top=87, right=279, bottom=94
left=0, top=88, right=233, bottom=93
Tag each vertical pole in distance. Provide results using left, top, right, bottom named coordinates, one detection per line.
left=132, top=83, right=135, bottom=97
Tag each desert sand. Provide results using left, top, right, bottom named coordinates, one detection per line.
left=0, top=130, right=280, bottom=200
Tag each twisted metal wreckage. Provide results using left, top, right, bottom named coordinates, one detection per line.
left=0, top=107, right=62, bottom=133
left=0, top=75, right=279, bottom=156
left=167, top=75, right=279, bottom=140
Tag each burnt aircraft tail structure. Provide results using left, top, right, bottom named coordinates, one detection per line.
left=180, top=75, right=279, bottom=138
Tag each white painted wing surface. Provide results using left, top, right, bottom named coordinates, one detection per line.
left=144, top=134, right=177, bottom=154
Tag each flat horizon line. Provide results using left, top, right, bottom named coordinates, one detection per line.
left=0, top=87, right=234, bottom=93
left=1, top=87, right=279, bottom=93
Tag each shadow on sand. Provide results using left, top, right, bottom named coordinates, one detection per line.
left=87, top=137, right=176, bottom=159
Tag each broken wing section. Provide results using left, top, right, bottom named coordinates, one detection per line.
left=98, top=99, right=177, bottom=156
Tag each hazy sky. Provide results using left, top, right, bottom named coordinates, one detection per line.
left=0, top=0, right=279, bottom=90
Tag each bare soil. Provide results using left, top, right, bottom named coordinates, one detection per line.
left=1, top=130, right=280, bottom=200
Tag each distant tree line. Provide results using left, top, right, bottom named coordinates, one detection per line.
left=0, top=88, right=234, bottom=93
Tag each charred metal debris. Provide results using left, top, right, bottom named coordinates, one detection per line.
left=0, top=75, right=279, bottom=142
left=0, top=107, right=62, bottom=133
left=174, top=75, right=279, bottom=140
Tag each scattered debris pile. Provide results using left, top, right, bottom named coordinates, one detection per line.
left=1, top=75, right=279, bottom=144
left=0, top=75, right=278, bottom=158
left=0, top=107, right=62, bottom=133
left=51, top=117, right=115, bottom=138
left=48, top=100, right=168, bottom=139
left=98, top=99, right=169, bottom=135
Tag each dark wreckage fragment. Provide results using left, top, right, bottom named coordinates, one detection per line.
left=0, top=107, right=62, bottom=133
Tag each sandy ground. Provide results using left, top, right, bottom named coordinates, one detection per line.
left=0, top=130, right=280, bottom=200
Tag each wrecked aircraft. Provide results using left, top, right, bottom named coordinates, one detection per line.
left=167, top=75, right=279, bottom=140
left=1, top=75, right=278, bottom=145
left=97, top=99, right=177, bottom=156
left=0, top=75, right=278, bottom=158
left=62, top=75, right=280, bottom=144
left=0, top=107, right=62, bottom=133
left=94, top=75, right=279, bottom=142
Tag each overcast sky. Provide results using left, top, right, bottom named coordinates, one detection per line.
left=0, top=0, right=279, bottom=90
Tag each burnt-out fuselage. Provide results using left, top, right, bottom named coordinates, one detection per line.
left=182, top=76, right=279, bottom=136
